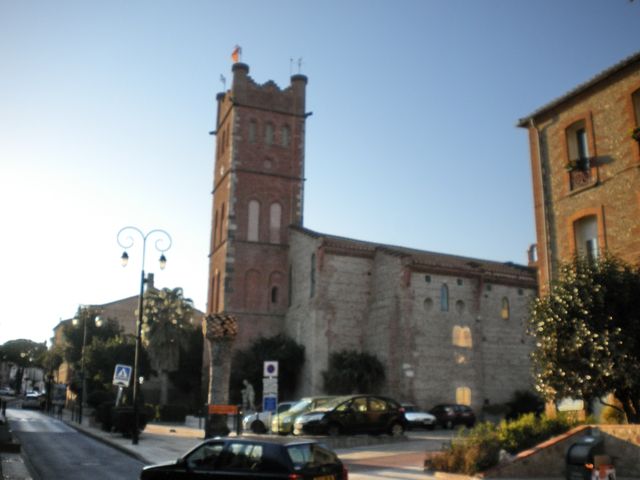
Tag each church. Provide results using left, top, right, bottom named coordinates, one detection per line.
left=206, top=62, right=536, bottom=413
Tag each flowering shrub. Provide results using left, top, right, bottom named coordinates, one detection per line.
left=424, top=414, right=579, bottom=474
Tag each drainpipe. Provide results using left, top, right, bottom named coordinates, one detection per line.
left=530, top=119, right=553, bottom=289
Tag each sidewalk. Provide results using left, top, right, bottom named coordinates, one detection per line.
left=1, top=409, right=432, bottom=479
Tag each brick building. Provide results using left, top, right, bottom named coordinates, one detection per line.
left=208, top=63, right=536, bottom=412
left=518, top=51, right=640, bottom=291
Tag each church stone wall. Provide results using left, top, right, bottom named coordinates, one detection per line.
left=478, top=283, right=536, bottom=406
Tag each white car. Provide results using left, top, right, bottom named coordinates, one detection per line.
left=0, top=387, right=15, bottom=396
left=402, top=403, right=436, bottom=430
left=22, top=392, right=43, bottom=410
left=242, top=401, right=295, bottom=434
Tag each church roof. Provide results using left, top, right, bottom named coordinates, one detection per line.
left=291, top=226, right=536, bottom=287
left=517, top=50, right=640, bottom=127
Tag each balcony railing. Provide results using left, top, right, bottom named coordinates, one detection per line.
left=567, top=157, right=596, bottom=190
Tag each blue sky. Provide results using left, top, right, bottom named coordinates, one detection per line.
left=1, top=0, right=638, bottom=345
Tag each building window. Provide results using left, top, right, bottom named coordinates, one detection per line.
left=248, top=120, right=257, bottom=143
left=281, top=125, right=290, bottom=147
left=269, top=203, right=282, bottom=244
left=271, top=286, right=278, bottom=304
left=501, top=297, right=510, bottom=320
left=440, top=284, right=449, bottom=312
left=452, top=326, right=472, bottom=348
left=248, top=200, right=260, bottom=242
left=218, top=203, right=225, bottom=245
left=424, top=298, right=434, bottom=311
left=213, top=210, right=218, bottom=249
left=456, top=387, right=471, bottom=406
left=310, top=253, right=316, bottom=298
left=425, top=275, right=431, bottom=283
left=265, top=123, right=274, bottom=145
left=632, top=88, right=640, bottom=128
left=574, top=215, right=599, bottom=261
left=214, top=270, right=221, bottom=312
left=567, top=121, right=590, bottom=166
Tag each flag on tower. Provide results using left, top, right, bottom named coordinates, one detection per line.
left=231, top=45, right=242, bottom=63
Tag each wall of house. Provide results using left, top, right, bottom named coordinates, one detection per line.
left=525, top=62, right=640, bottom=290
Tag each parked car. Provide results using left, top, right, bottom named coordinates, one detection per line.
left=22, top=392, right=43, bottom=410
left=271, top=396, right=335, bottom=435
left=429, top=404, right=476, bottom=429
left=242, top=401, right=295, bottom=434
left=293, top=394, right=407, bottom=436
left=402, top=403, right=436, bottom=430
left=0, top=387, right=15, bottom=396
left=139, top=436, right=348, bottom=480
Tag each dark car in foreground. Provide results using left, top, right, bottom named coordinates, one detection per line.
left=429, top=404, right=476, bottom=429
left=140, top=437, right=348, bottom=480
left=293, top=394, right=407, bottom=437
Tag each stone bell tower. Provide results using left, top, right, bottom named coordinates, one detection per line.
left=206, top=62, right=308, bottom=347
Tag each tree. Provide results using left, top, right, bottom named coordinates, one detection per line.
left=230, top=334, right=305, bottom=404
left=84, top=334, right=150, bottom=396
left=61, top=306, right=121, bottom=395
left=529, top=255, right=640, bottom=423
left=322, top=350, right=385, bottom=395
left=168, top=326, right=204, bottom=409
left=141, top=287, right=194, bottom=404
left=0, top=339, right=47, bottom=393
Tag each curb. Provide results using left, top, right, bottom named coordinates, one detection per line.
left=62, top=420, right=149, bottom=463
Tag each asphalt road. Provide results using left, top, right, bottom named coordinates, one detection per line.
left=8, top=406, right=144, bottom=480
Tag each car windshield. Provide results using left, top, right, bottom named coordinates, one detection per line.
left=311, top=396, right=352, bottom=412
left=287, top=399, right=313, bottom=414
left=286, top=443, right=339, bottom=469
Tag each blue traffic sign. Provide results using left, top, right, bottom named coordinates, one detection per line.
left=112, top=364, right=132, bottom=387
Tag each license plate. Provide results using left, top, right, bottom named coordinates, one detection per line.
left=314, top=476, right=335, bottom=480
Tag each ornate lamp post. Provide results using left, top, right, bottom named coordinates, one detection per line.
left=117, top=226, right=171, bottom=445
left=72, top=308, right=102, bottom=425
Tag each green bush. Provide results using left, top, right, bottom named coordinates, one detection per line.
left=158, top=404, right=188, bottom=422
left=425, top=414, right=579, bottom=474
left=94, top=401, right=114, bottom=432
left=111, top=406, right=150, bottom=437
left=87, top=390, right=115, bottom=409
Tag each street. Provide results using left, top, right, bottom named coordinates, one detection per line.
left=7, top=406, right=144, bottom=480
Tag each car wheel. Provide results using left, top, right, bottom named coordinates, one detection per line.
left=445, top=420, right=454, bottom=430
left=250, top=420, right=267, bottom=434
left=327, top=423, right=341, bottom=436
left=390, top=422, right=405, bottom=436
left=426, top=424, right=435, bottom=430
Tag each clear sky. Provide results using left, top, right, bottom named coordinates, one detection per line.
left=1, top=0, right=638, bottom=345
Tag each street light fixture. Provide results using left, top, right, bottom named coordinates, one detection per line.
left=117, top=226, right=172, bottom=445
left=72, top=308, right=102, bottom=425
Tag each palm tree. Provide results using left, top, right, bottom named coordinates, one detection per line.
left=141, top=287, right=194, bottom=404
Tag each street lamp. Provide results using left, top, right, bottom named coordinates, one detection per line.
left=72, top=308, right=103, bottom=425
left=117, top=226, right=172, bottom=445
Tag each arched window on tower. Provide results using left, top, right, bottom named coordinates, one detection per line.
left=632, top=88, right=640, bottom=130
left=248, top=200, right=260, bottom=242
left=248, top=120, right=257, bottom=143
left=213, top=210, right=218, bottom=249
left=452, top=326, right=472, bottom=348
left=440, top=284, right=449, bottom=312
left=218, top=203, right=226, bottom=245
left=214, top=270, right=221, bottom=313
left=269, top=203, right=282, bottom=244
left=265, top=123, right=274, bottom=145
left=501, top=297, right=510, bottom=320
left=281, top=125, right=290, bottom=147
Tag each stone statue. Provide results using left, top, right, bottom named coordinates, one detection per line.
left=241, top=379, right=255, bottom=411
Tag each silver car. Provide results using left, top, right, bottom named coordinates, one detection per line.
left=402, top=403, right=436, bottom=430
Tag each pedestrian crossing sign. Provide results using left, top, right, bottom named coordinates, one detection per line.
left=112, top=364, right=132, bottom=387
